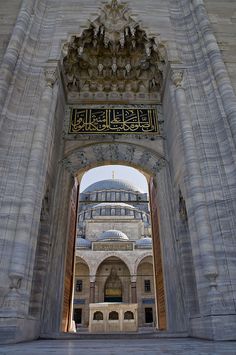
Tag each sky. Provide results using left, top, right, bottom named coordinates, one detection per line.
left=80, top=165, right=148, bottom=192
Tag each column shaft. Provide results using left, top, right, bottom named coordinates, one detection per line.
left=131, top=282, right=137, bottom=303
left=90, top=282, right=95, bottom=303
left=173, top=76, right=218, bottom=278
left=192, top=0, right=236, bottom=145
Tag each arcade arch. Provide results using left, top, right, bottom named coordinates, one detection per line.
left=59, top=148, right=167, bottom=332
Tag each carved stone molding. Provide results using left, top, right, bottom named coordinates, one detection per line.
left=62, top=142, right=166, bottom=176
left=62, top=0, right=167, bottom=103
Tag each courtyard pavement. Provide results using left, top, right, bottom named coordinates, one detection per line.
left=0, top=338, right=236, bottom=355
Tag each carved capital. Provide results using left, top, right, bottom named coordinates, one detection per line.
left=44, top=65, right=58, bottom=88
left=171, top=70, right=184, bottom=88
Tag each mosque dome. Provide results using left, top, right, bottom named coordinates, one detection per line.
left=136, top=236, right=152, bottom=249
left=93, top=202, right=135, bottom=209
left=82, top=179, right=142, bottom=193
left=98, top=229, right=129, bottom=242
left=76, top=237, right=91, bottom=249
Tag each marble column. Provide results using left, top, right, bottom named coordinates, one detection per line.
left=131, top=281, right=137, bottom=304
left=192, top=0, right=236, bottom=146
left=171, top=70, right=220, bottom=312
left=0, top=0, right=35, bottom=120
left=89, top=281, right=96, bottom=304
left=4, top=63, right=58, bottom=316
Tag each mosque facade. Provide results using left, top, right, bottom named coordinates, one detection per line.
left=73, top=179, right=156, bottom=330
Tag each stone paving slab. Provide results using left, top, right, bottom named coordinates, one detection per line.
left=0, top=338, right=236, bottom=355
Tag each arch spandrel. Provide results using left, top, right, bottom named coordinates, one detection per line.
left=62, top=142, right=166, bottom=177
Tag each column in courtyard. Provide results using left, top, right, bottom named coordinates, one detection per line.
left=131, top=277, right=137, bottom=304
left=90, top=277, right=96, bottom=304
left=3, top=63, right=58, bottom=316
left=171, top=69, right=222, bottom=313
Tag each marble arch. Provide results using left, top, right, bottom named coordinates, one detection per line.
left=1, top=0, right=236, bottom=344
left=134, top=253, right=153, bottom=276
left=63, top=142, right=166, bottom=177
left=92, top=253, right=133, bottom=279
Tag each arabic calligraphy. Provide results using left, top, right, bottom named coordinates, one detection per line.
left=69, top=108, right=159, bottom=134
left=93, top=242, right=133, bottom=251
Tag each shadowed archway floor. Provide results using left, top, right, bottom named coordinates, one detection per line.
left=1, top=338, right=236, bottom=355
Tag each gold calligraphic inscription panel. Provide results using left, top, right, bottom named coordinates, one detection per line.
left=69, top=108, right=159, bottom=134
left=93, top=242, right=133, bottom=251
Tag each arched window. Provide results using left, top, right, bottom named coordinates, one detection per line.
left=109, top=311, right=119, bottom=320
left=93, top=311, right=103, bottom=321
left=124, top=311, right=134, bottom=320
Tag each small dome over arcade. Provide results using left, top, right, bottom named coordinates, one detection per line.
left=98, top=229, right=129, bottom=242
left=76, top=237, right=92, bottom=249
left=136, top=236, right=152, bottom=249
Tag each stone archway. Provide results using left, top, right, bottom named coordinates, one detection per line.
left=55, top=142, right=168, bottom=332
left=40, top=0, right=188, bottom=339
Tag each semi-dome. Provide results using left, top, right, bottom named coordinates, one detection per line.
left=136, top=236, right=152, bottom=249
left=82, top=179, right=142, bottom=193
left=76, top=237, right=91, bottom=249
left=98, top=229, right=129, bottom=242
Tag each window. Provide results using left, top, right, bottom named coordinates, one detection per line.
left=109, top=311, right=119, bottom=320
left=144, top=280, right=151, bottom=292
left=145, top=308, right=153, bottom=323
left=124, top=311, right=134, bottom=320
left=74, top=308, right=82, bottom=324
left=93, top=311, right=103, bottom=321
left=75, top=279, right=83, bottom=292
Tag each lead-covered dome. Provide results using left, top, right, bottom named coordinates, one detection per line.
left=82, top=179, right=142, bottom=193
left=93, top=202, right=135, bottom=209
left=136, top=236, right=152, bottom=249
left=98, top=229, right=129, bottom=242
left=76, top=237, right=91, bottom=249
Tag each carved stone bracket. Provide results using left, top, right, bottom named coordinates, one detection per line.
left=171, top=69, right=184, bottom=88
left=44, top=62, right=59, bottom=88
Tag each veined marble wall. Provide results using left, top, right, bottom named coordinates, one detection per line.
left=0, top=0, right=236, bottom=344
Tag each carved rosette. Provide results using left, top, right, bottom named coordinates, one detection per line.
left=62, top=0, right=166, bottom=103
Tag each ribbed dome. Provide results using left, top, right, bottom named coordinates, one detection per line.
left=98, top=229, right=129, bottom=241
left=82, top=179, right=141, bottom=193
left=93, top=202, right=135, bottom=209
left=76, top=237, right=91, bottom=249
left=136, top=237, right=152, bottom=249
